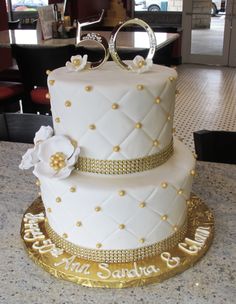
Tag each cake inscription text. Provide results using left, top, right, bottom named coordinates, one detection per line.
left=23, top=212, right=211, bottom=279
left=97, top=262, right=160, bottom=279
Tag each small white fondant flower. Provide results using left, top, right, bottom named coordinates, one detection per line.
left=129, top=55, right=153, bottom=74
left=19, top=147, right=39, bottom=170
left=33, top=135, right=80, bottom=180
left=66, top=55, right=88, bottom=72
left=34, top=125, right=54, bottom=145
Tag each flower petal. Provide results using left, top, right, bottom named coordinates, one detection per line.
left=19, top=148, right=39, bottom=170
left=33, top=162, right=56, bottom=179
left=133, top=55, right=144, bottom=66
left=66, top=61, right=76, bottom=72
left=34, top=125, right=53, bottom=144
left=38, top=135, right=74, bottom=162
left=67, top=147, right=80, bottom=166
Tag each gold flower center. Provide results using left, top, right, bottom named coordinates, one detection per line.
left=72, top=59, right=81, bottom=66
left=50, top=152, right=67, bottom=171
left=137, top=60, right=146, bottom=68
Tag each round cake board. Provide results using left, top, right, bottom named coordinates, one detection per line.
left=20, top=195, right=214, bottom=288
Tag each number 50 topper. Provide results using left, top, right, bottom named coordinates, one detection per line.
left=75, top=18, right=157, bottom=71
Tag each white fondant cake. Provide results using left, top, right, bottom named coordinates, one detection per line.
left=48, top=62, right=177, bottom=160
left=21, top=61, right=196, bottom=262
left=40, top=139, right=195, bottom=251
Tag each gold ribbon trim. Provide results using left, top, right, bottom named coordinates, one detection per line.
left=76, top=140, right=174, bottom=175
left=45, top=219, right=187, bottom=263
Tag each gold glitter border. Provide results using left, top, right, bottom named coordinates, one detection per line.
left=20, top=195, right=214, bottom=288
left=75, top=140, right=173, bottom=175
left=45, top=219, right=188, bottom=263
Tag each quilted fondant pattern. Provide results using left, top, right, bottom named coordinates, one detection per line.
left=41, top=176, right=190, bottom=250
left=48, top=64, right=177, bottom=160
left=39, top=140, right=195, bottom=250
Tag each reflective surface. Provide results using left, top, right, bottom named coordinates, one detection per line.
left=191, top=14, right=225, bottom=55
left=0, top=29, right=179, bottom=50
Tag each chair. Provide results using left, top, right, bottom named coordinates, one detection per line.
left=8, top=19, right=20, bottom=30
left=0, top=81, right=24, bottom=113
left=193, top=130, right=236, bottom=164
left=0, top=113, right=53, bottom=143
left=11, top=44, right=75, bottom=114
left=0, top=65, right=22, bottom=83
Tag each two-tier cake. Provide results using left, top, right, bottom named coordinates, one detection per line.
left=20, top=29, right=214, bottom=287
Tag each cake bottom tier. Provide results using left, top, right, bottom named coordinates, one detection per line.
left=39, top=139, right=195, bottom=262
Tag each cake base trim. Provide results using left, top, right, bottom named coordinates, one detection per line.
left=45, top=217, right=188, bottom=263
left=75, top=139, right=174, bottom=175
left=20, top=194, right=214, bottom=288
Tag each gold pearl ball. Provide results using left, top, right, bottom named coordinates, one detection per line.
left=62, top=233, right=68, bottom=239
left=65, top=100, right=72, bottom=107
left=167, top=115, right=171, bottom=121
left=70, top=187, right=76, bottom=193
left=153, top=140, right=159, bottom=147
left=161, top=215, right=168, bottom=221
left=190, top=169, right=196, bottom=176
left=178, top=189, right=183, bottom=195
left=119, top=224, right=125, bottom=230
left=45, top=93, right=50, bottom=99
left=56, top=197, right=61, bottom=203
left=89, top=124, right=96, bottom=130
left=161, top=182, right=168, bottom=189
left=76, top=221, right=82, bottom=227
left=47, top=208, right=52, bottom=213
left=96, top=243, right=102, bottom=249
left=35, top=179, right=40, bottom=186
left=138, top=60, right=145, bottom=68
left=173, top=225, right=178, bottom=232
left=137, top=84, right=144, bottom=90
left=119, top=190, right=126, bottom=196
left=49, top=80, right=55, bottom=86
left=112, top=103, right=119, bottom=110
left=46, top=70, right=51, bottom=75
left=95, top=206, right=101, bottom=212
left=139, top=238, right=145, bottom=244
left=139, top=202, right=146, bottom=208
left=155, top=97, right=161, bottom=104
left=186, top=199, right=191, bottom=206
left=85, top=85, right=92, bottom=92
left=72, top=58, right=81, bottom=66
left=55, top=117, right=60, bottom=123
left=113, top=146, right=120, bottom=152
left=135, top=122, right=142, bottom=129
left=175, top=89, right=180, bottom=95
left=169, top=76, right=175, bottom=81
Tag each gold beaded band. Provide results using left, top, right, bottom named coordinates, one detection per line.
left=75, top=140, right=174, bottom=175
left=45, top=219, right=187, bottom=263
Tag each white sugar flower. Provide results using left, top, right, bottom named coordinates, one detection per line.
left=66, top=55, right=88, bottom=72
left=34, top=125, right=54, bottom=144
left=19, top=147, right=39, bottom=170
left=129, top=55, right=153, bottom=74
left=33, top=135, right=80, bottom=180
left=19, top=125, right=53, bottom=171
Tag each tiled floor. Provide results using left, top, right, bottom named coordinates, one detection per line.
left=174, top=64, right=236, bottom=151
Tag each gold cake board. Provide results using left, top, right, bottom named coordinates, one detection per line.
left=20, top=195, right=214, bottom=288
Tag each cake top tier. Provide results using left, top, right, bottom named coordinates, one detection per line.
left=48, top=61, right=177, bottom=172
